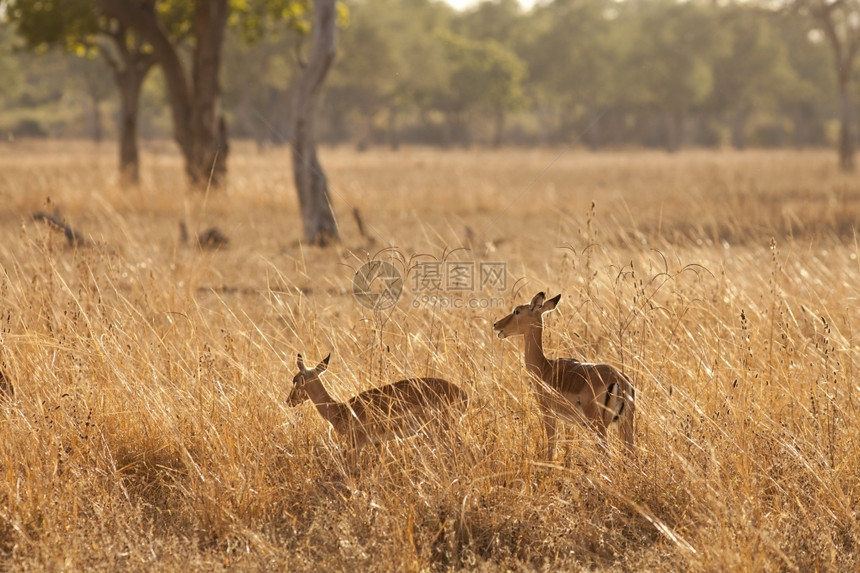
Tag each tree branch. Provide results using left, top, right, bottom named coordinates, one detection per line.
left=96, top=0, right=193, bottom=155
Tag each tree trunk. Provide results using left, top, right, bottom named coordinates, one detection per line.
left=444, top=110, right=469, bottom=147
left=89, top=93, right=103, bottom=143
left=97, top=0, right=229, bottom=190
left=388, top=105, right=400, bottom=150
left=112, top=48, right=155, bottom=187
left=667, top=110, right=684, bottom=152
left=815, top=6, right=858, bottom=172
left=491, top=106, right=505, bottom=148
left=188, top=0, right=229, bottom=188
left=117, top=71, right=143, bottom=186
left=356, top=112, right=373, bottom=151
left=101, top=23, right=156, bottom=187
left=730, top=107, right=749, bottom=150
left=838, top=73, right=855, bottom=171
left=583, top=102, right=601, bottom=150
left=291, top=0, right=339, bottom=246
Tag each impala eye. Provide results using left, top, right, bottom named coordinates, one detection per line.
left=514, top=309, right=520, bottom=315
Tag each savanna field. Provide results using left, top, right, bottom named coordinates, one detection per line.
left=1, top=141, right=859, bottom=571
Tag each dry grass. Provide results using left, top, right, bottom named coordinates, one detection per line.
left=0, top=140, right=859, bottom=571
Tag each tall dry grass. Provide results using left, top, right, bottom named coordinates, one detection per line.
left=0, top=140, right=858, bottom=570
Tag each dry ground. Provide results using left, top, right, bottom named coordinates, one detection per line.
left=0, top=141, right=859, bottom=571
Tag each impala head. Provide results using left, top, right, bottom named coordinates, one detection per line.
left=493, top=291, right=561, bottom=339
left=287, top=353, right=330, bottom=406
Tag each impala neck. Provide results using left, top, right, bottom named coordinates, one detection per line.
left=304, top=376, right=348, bottom=426
left=523, top=320, right=550, bottom=377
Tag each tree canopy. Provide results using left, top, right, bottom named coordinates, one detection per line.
left=0, top=0, right=848, bottom=153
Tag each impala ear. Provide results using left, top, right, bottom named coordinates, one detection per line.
left=296, top=353, right=306, bottom=370
left=542, top=294, right=561, bottom=312
left=316, top=353, right=331, bottom=373
left=529, top=291, right=546, bottom=311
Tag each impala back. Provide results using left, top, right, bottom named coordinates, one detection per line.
left=537, top=360, right=628, bottom=428
left=347, top=378, right=468, bottom=444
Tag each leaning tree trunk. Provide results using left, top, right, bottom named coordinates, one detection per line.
left=291, top=0, right=339, bottom=246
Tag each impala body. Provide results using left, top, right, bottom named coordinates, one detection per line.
left=494, top=292, right=635, bottom=458
left=287, top=353, right=469, bottom=460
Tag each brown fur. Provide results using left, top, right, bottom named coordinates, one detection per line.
left=287, top=353, right=468, bottom=464
left=494, top=292, right=635, bottom=459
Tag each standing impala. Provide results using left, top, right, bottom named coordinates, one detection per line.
left=494, top=292, right=635, bottom=459
left=287, top=353, right=469, bottom=464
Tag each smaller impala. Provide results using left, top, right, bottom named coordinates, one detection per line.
left=494, top=292, right=635, bottom=459
left=287, top=353, right=469, bottom=464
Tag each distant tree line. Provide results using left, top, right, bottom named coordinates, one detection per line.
left=320, top=0, right=841, bottom=154
left=0, top=0, right=858, bottom=163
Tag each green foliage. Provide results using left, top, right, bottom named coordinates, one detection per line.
left=0, top=21, right=23, bottom=102
left=436, top=30, right=525, bottom=114
left=625, top=0, right=727, bottom=113
left=221, top=23, right=302, bottom=141
left=229, top=0, right=311, bottom=43
left=711, top=11, right=798, bottom=112
left=0, top=0, right=853, bottom=148
left=523, top=0, right=621, bottom=106
left=2, top=0, right=100, bottom=54
left=454, top=0, right=524, bottom=47
left=326, top=0, right=453, bottom=142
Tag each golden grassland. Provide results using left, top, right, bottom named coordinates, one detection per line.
left=1, top=140, right=859, bottom=571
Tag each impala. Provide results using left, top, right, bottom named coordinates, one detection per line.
left=493, top=292, right=635, bottom=459
left=287, top=353, right=469, bottom=464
